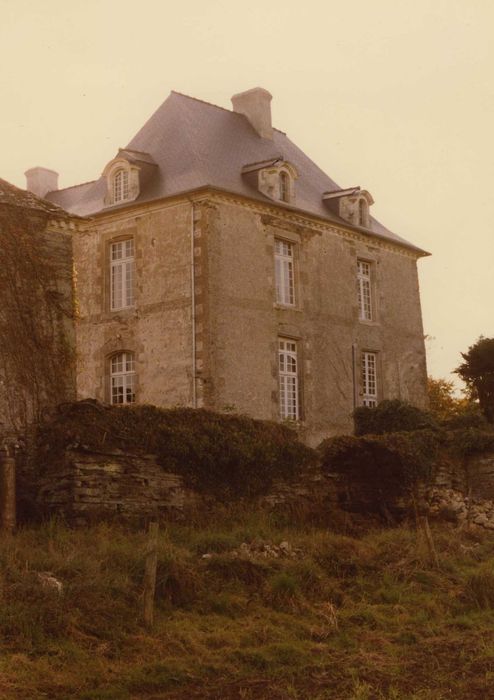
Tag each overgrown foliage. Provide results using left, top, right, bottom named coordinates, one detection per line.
left=456, top=336, right=494, bottom=423
left=353, top=399, right=437, bottom=436
left=35, top=401, right=315, bottom=497
left=319, top=430, right=441, bottom=515
left=0, top=196, right=75, bottom=431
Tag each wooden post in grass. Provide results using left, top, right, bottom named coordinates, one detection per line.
left=0, top=438, right=16, bottom=533
left=143, top=520, right=159, bottom=629
left=415, top=496, right=439, bottom=569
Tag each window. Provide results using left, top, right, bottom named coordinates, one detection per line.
left=110, top=352, right=136, bottom=404
left=110, top=239, right=135, bottom=310
left=275, top=239, right=295, bottom=306
left=279, top=339, right=299, bottom=420
left=357, top=260, right=372, bottom=321
left=361, top=351, right=378, bottom=407
left=358, top=198, right=368, bottom=226
left=112, top=169, right=130, bottom=204
left=279, top=171, right=290, bottom=202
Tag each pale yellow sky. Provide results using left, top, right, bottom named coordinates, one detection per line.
left=1, top=0, right=493, bottom=388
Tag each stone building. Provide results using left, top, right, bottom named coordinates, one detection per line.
left=0, top=178, right=77, bottom=434
left=27, top=87, right=428, bottom=445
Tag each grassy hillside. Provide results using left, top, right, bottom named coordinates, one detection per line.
left=1, top=510, right=494, bottom=699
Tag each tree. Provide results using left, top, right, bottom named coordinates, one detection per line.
left=455, top=337, right=494, bottom=423
left=427, top=376, right=471, bottom=422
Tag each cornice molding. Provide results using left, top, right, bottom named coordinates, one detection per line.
left=74, top=187, right=423, bottom=260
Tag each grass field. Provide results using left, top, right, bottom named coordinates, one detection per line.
left=1, top=509, right=494, bottom=699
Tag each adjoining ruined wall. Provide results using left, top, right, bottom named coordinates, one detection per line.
left=204, top=198, right=428, bottom=446
left=0, top=194, right=76, bottom=433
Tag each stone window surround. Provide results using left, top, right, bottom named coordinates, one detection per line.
left=270, top=227, right=302, bottom=312
left=360, top=349, right=380, bottom=407
left=357, top=257, right=374, bottom=323
left=109, top=350, right=136, bottom=405
left=102, top=157, right=141, bottom=207
left=99, top=229, right=138, bottom=317
left=278, top=336, right=300, bottom=421
left=258, top=162, right=298, bottom=204
left=110, top=238, right=135, bottom=312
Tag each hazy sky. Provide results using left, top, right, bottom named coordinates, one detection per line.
left=1, top=0, right=493, bottom=389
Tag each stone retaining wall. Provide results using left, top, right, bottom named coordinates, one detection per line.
left=35, top=449, right=198, bottom=524
left=24, top=446, right=494, bottom=529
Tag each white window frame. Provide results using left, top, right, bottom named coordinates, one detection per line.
left=274, top=239, right=296, bottom=306
left=357, top=259, right=373, bottom=322
left=361, top=351, right=378, bottom=407
left=112, top=169, right=130, bottom=204
left=279, top=338, right=299, bottom=420
left=110, top=351, right=136, bottom=405
left=110, top=239, right=135, bottom=311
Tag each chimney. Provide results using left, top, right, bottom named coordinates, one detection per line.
left=24, top=167, right=59, bottom=198
left=231, top=87, right=273, bottom=139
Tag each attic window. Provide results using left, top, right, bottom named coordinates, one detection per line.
left=113, top=169, right=130, bottom=204
left=279, top=171, right=290, bottom=202
left=102, top=156, right=142, bottom=207
left=358, top=198, right=368, bottom=227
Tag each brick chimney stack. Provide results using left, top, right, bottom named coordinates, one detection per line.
left=24, top=167, right=59, bottom=198
left=231, top=87, right=273, bottom=140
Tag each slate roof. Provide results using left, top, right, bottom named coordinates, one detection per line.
left=0, top=177, right=71, bottom=217
left=46, top=91, right=425, bottom=254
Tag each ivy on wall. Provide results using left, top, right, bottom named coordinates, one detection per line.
left=0, top=204, right=75, bottom=431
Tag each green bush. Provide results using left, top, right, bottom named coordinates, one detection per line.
left=35, top=401, right=315, bottom=498
left=353, top=399, right=437, bottom=436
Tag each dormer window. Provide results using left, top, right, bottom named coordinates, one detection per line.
left=241, top=158, right=298, bottom=204
left=102, top=156, right=142, bottom=207
left=113, top=169, right=130, bottom=204
left=323, top=187, right=374, bottom=229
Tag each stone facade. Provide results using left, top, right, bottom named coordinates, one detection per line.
left=70, top=191, right=427, bottom=445
left=30, top=88, right=429, bottom=445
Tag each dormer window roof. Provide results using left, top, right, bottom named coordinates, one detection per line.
left=241, top=157, right=298, bottom=204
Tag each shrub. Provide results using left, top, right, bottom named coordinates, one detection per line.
left=319, top=431, right=441, bottom=515
left=35, top=401, right=316, bottom=498
left=353, top=399, right=437, bottom=436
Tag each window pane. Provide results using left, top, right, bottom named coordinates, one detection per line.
left=110, top=239, right=135, bottom=310
left=278, top=339, right=299, bottom=420
left=110, top=352, right=136, bottom=404
left=274, top=239, right=295, bottom=306
left=357, top=260, right=372, bottom=321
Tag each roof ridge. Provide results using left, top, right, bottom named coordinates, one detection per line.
left=171, top=90, right=234, bottom=115
left=52, top=179, right=97, bottom=194
left=170, top=90, right=286, bottom=135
